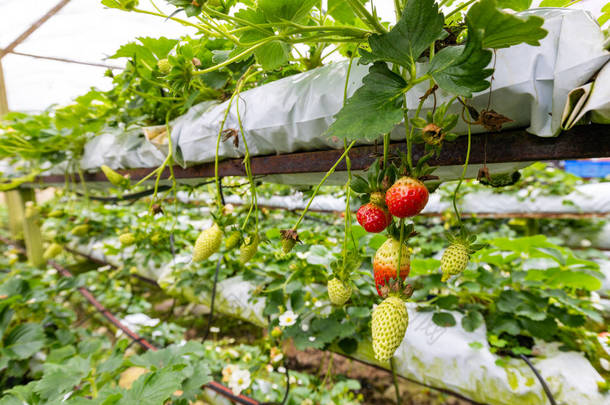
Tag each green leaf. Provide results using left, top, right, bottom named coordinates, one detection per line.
left=328, top=0, right=363, bottom=24
left=469, top=341, right=484, bottom=349
left=435, top=295, right=458, bottom=309
left=179, top=362, right=212, bottom=400
left=325, top=62, right=406, bottom=141
left=599, top=2, right=610, bottom=26
left=410, top=258, right=441, bottom=276
left=496, top=0, right=533, bottom=11
left=462, top=310, right=484, bottom=332
left=257, top=0, right=318, bottom=23
left=3, top=323, right=45, bottom=359
left=137, top=37, right=179, bottom=59
left=240, top=30, right=290, bottom=70
left=428, top=25, right=492, bottom=97
left=347, top=306, right=370, bottom=318
left=123, top=370, right=183, bottom=404
left=538, top=0, right=570, bottom=7
left=0, top=306, right=13, bottom=340
left=520, top=317, right=557, bottom=341
left=432, top=312, right=456, bottom=327
left=359, top=0, right=445, bottom=71
left=468, top=0, right=547, bottom=49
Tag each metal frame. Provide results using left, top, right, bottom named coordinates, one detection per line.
left=34, top=123, right=610, bottom=184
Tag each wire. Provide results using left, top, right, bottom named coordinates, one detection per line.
left=519, top=354, right=557, bottom=405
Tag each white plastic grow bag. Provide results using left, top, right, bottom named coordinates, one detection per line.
left=169, top=9, right=609, bottom=170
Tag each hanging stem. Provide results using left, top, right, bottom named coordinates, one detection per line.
left=292, top=141, right=356, bottom=231
left=235, top=71, right=262, bottom=232
left=396, top=218, right=405, bottom=281
left=342, top=53, right=356, bottom=270
left=383, top=132, right=390, bottom=169
left=214, top=66, right=257, bottom=210
left=452, top=121, right=472, bottom=228
left=390, top=358, right=401, bottom=405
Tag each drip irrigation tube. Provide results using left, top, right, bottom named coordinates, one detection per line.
left=520, top=354, right=557, bottom=405
left=0, top=236, right=262, bottom=405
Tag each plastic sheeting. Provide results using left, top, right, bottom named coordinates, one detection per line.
left=81, top=128, right=166, bottom=171
left=60, top=239, right=610, bottom=405
left=562, top=61, right=610, bottom=129
left=170, top=8, right=609, bottom=171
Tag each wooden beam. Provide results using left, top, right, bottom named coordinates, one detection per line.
left=0, top=59, right=8, bottom=115
left=34, top=124, right=610, bottom=185
left=0, top=0, right=72, bottom=59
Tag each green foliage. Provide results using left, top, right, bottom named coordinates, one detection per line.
left=359, top=0, right=445, bottom=72
left=324, top=62, right=406, bottom=141
left=468, top=0, right=547, bottom=49
left=428, top=25, right=493, bottom=97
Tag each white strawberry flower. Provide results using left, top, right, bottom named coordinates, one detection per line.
left=228, top=368, right=251, bottom=395
left=279, top=310, right=298, bottom=327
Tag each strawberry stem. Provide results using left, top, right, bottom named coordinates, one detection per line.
left=452, top=117, right=473, bottom=229
left=235, top=69, right=262, bottom=233
left=396, top=218, right=405, bottom=283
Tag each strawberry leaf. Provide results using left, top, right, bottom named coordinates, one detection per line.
left=428, top=25, right=493, bottom=98
left=359, top=0, right=445, bottom=71
left=495, top=0, right=533, bottom=11
left=468, top=0, right=547, bottom=49
left=325, top=62, right=406, bottom=141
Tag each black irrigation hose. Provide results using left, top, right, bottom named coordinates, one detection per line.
left=260, top=359, right=290, bottom=405
left=202, top=255, right=223, bottom=342
left=76, top=185, right=172, bottom=202
left=519, top=354, right=557, bottom=405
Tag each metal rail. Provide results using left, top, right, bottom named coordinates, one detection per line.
left=34, top=124, right=610, bottom=185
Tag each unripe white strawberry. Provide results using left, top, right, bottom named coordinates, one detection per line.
left=157, top=58, right=171, bottom=74
left=101, top=165, right=129, bottom=188
left=372, top=296, right=408, bottom=361
left=193, top=223, right=222, bottom=262
left=441, top=242, right=469, bottom=282
left=238, top=234, right=259, bottom=264
left=71, top=224, right=89, bottom=236
left=119, top=233, right=136, bottom=247
left=43, top=243, right=62, bottom=260
left=327, top=278, right=352, bottom=306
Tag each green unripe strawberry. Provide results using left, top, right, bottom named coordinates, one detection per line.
left=281, top=238, right=296, bottom=254
left=441, top=242, right=469, bottom=282
left=225, top=230, right=241, bottom=250
left=193, top=223, right=222, bottom=262
left=372, top=295, right=408, bottom=361
left=71, top=224, right=90, bottom=236
left=239, top=234, right=259, bottom=264
left=101, top=165, right=129, bottom=188
left=279, top=229, right=299, bottom=254
left=119, top=233, right=136, bottom=247
left=271, top=326, right=282, bottom=338
left=157, top=58, right=171, bottom=74
left=47, top=210, right=63, bottom=218
left=43, top=243, right=62, bottom=260
left=327, top=278, right=352, bottom=306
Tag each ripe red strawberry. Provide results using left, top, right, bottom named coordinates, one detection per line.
left=373, top=238, right=410, bottom=297
left=385, top=177, right=429, bottom=218
left=357, top=203, right=391, bottom=233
